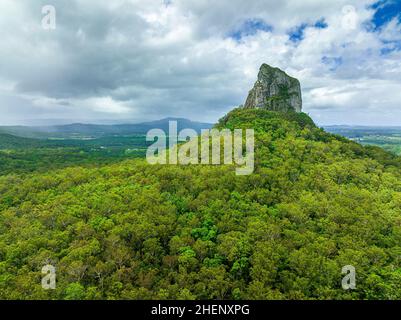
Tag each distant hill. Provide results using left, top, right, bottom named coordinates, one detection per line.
left=0, top=118, right=213, bottom=139
left=324, top=125, right=401, bottom=155
left=0, top=133, right=48, bottom=149
left=0, top=118, right=213, bottom=174
left=324, top=125, right=401, bottom=138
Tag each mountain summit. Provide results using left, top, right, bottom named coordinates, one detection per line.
left=244, top=64, right=302, bottom=113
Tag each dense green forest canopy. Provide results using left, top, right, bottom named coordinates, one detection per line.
left=0, top=108, right=400, bottom=299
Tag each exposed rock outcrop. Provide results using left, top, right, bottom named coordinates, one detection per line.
left=244, top=64, right=302, bottom=112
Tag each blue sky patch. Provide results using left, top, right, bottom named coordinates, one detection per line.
left=314, top=18, right=328, bottom=29
left=380, top=40, right=401, bottom=55
left=288, top=18, right=328, bottom=43
left=289, top=23, right=308, bottom=42
left=322, top=56, right=343, bottom=71
left=367, top=1, right=401, bottom=54
left=228, top=19, right=273, bottom=40
left=370, top=0, right=401, bottom=30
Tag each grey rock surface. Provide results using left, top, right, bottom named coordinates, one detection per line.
left=244, top=64, right=302, bottom=112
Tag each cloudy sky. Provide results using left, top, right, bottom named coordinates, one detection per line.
left=0, top=0, right=400, bottom=125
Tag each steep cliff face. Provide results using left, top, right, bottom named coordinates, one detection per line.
left=244, top=64, right=302, bottom=112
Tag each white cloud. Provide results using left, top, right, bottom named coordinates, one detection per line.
left=0, top=0, right=400, bottom=125
left=82, top=96, right=132, bottom=114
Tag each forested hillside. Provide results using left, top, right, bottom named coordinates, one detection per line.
left=0, top=135, right=148, bottom=175
left=0, top=108, right=400, bottom=299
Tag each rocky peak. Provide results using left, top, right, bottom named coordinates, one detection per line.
left=244, top=64, right=302, bottom=113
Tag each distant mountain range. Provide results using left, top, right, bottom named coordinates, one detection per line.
left=0, top=118, right=214, bottom=139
